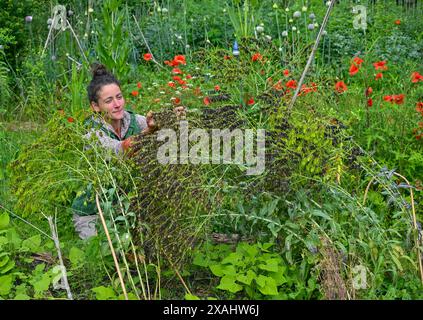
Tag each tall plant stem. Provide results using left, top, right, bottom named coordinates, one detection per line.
left=96, top=193, right=129, bottom=300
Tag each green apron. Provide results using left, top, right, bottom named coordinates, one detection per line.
left=71, top=111, right=141, bottom=216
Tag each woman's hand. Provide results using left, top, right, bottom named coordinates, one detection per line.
left=142, top=110, right=158, bottom=135
left=174, top=106, right=187, bottom=119
left=122, top=137, right=133, bottom=152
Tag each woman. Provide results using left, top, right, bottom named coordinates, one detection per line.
left=72, top=63, right=183, bottom=239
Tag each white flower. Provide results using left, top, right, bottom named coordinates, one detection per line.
left=285, top=8, right=290, bottom=12
left=322, top=30, right=328, bottom=36
left=88, top=7, right=94, bottom=13
left=185, top=44, right=190, bottom=49
left=326, top=1, right=332, bottom=6
left=297, top=30, right=300, bottom=34
left=289, top=18, right=293, bottom=23
left=153, top=82, right=159, bottom=86
left=265, top=35, right=272, bottom=41
left=308, top=24, right=315, bottom=30
left=157, top=7, right=161, bottom=12
left=292, top=26, right=297, bottom=31
left=278, top=47, right=283, bottom=52
left=302, top=6, right=307, bottom=12
left=162, top=7, right=168, bottom=13
left=160, top=91, right=165, bottom=94
left=84, top=33, right=88, bottom=38
left=25, top=16, right=32, bottom=23
left=293, top=11, right=301, bottom=18
left=282, top=30, right=288, bottom=37
left=256, top=25, right=264, bottom=33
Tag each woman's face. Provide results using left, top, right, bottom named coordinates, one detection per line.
left=91, top=83, right=125, bottom=121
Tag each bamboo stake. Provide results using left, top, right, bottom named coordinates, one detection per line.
left=95, top=193, right=129, bottom=300
left=286, top=0, right=336, bottom=118
left=363, top=173, right=423, bottom=285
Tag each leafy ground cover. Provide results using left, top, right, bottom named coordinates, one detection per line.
left=0, top=0, right=422, bottom=300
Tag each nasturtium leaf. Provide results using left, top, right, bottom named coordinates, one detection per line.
left=236, top=270, right=256, bottom=285
left=256, top=275, right=278, bottom=296
left=221, top=252, right=243, bottom=265
left=21, top=234, right=42, bottom=252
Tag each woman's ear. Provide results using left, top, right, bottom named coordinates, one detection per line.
left=90, top=101, right=101, bottom=112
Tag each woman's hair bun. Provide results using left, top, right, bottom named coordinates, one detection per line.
left=90, top=63, right=110, bottom=78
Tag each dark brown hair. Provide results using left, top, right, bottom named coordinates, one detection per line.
left=87, top=63, right=120, bottom=103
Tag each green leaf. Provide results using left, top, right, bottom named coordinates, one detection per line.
left=216, top=275, right=243, bottom=293
left=14, top=293, right=30, bottom=300
left=0, top=260, right=15, bottom=274
left=185, top=294, right=201, bottom=300
left=236, top=270, right=256, bottom=285
left=210, top=264, right=237, bottom=277
left=32, top=273, right=51, bottom=293
left=311, top=209, right=331, bottom=221
left=192, top=253, right=210, bottom=267
left=258, top=258, right=279, bottom=272
left=21, top=234, right=42, bottom=252
left=92, top=286, right=117, bottom=300
left=221, top=252, right=243, bottom=265
left=0, top=274, right=13, bottom=296
left=0, top=213, right=10, bottom=230
left=69, top=246, right=84, bottom=268
left=256, top=275, right=278, bottom=296
left=269, top=266, right=287, bottom=286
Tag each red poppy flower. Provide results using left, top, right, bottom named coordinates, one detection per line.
left=168, top=81, right=176, bottom=88
left=137, top=82, right=142, bottom=89
left=353, top=57, right=364, bottom=65
left=283, top=69, right=290, bottom=77
left=416, top=102, right=423, bottom=114
left=383, top=95, right=393, bottom=102
left=373, top=60, right=388, bottom=71
left=172, top=75, right=182, bottom=81
left=143, top=53, right=152, bottom=61
left=172, top=68, right=182, bottom=74
left=177, top=79, right=186, bottom=85
left=67, top=117, right=74, bottom=123
left=367, top=98, right=373, bottom=107
left=349, top=63, right=359, bottom=76
left=394, top=94, right=404, bottom=105
left=214, top=85, right=220, bottom=91
left=164, top=60, right=178, bottom=67
left=300, top=84, right=313, bottom=95
left=174, top=55, right=186, bottom=65
left=247, top=98, right=255, bottom=105
left=365, top=87, right=373, bottom=96
left=252, top=53, right=263, bottom=62
left=173, top=97, right=181, bottom=105
left=394, top=20, right=401, bottom=25
left=286, top=79, right=297, bottom=89
left=186, top=74, right=192, bottom=79
left=203, top=97, right=211, bottom=106
left=311, top=82, right=318, bottom=92
left=375, top=73, right=383, bottom=80
left=131, top=90, right=139, bottom=97
left=335, top=81, right=347, bottom=93
left=411, top=72, right=423, bottom=83
left=416, top=134, right=422, bottom=140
